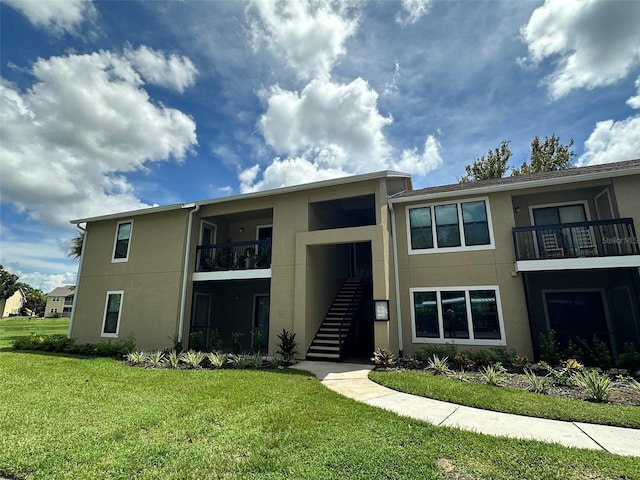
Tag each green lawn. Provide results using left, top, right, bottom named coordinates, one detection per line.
left=0, top=316, right=69, bottom=350
left=2, top=318, right=640, bottom=479
left=2, top=353, right=640, bottom=480
left=369, top=370, right=640, bottom=429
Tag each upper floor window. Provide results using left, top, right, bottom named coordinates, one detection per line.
left=112, top=220, right=133, bottom=262
left=407, top=198, right=493, bottom=253
left=52, top=296, right=60, bottom=302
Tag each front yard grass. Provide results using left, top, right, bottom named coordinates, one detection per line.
left=1, top=352, right=640, bottom=479
left=369, top=370, right=640, bottom=429
left=0, top=316, right=69, bottom=349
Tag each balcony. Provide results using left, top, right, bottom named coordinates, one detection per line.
left=513, top=219, right=639, bottom=268
left=196, top=239, right=271, bottom=273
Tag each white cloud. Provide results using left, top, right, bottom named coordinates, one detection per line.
left=248, top=0, right=358, bottom=78
left=19, top=271, right=77, bottom=294
left=2, top=0, right=96, bottom=35
left=240, top=156, right=347, bottom=193
left=577, top=115, right=640, bottom=166
left=627, top=77, right=640, bottom=110
left=396, top=0, right=432, bottom=26
left=520, top=0, right=640, bottom=99
left=124, top=46, right=198, bottom=93
left=393, top=135, right=443, bottom=175
left=0, top=50, right=197, bottom=228
left=259, top=77, right=392, bottom=170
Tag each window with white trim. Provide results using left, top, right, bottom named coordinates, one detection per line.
left=101, top=291, right=124, bottom=338
left=408, top=198, right=493, bottom=253
left=411, top=286, right=505, bottom=345
left=112, top=220, right=133, bottom=262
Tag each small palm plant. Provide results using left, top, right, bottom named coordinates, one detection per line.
left=207, top=352, right=227, bottom=369
left=180, top=350, right=205, bottom=369
left=481, top=363, right=506, bottom=386
left=523, top=368, right=549, bottom=394
left=126, top=351, right=147, bottom=366
left=227, top=353, right=253, bottom=369
left=371, top=347, right=397, bottom=368
left=148, top=351, right=166, bottom=368
left=427, top=355, right=450, bottom=375
left=573, top=370, right=612, bottom=403
left=167, top=350, right=181, bottom=368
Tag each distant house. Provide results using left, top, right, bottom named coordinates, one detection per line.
left=45, top=286, right=75, bottom=318
left=1, top=289, right=26, bottom=317
left=67, top=160, right=640, bottom=361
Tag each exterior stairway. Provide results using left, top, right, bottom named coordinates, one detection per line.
left=306, top=276, right=366, bottom=361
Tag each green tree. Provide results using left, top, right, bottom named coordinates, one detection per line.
left=17, top=282, right=46, bottom=316
left=0, top=265, right=19, bottom=300
left=68, top=229, right=85, bottom=259
left=511, top=134, right=576, bottom=176
left=460, top=140, right=512, bottom=183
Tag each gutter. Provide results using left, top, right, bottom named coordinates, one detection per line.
left=177, top=203, right=200, bottom=345
left=67, top=224, right=86, bottom=339
left=388, top=202, right=403, bottom=357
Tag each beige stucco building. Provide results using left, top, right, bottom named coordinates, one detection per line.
left=1, top=289, right=26, bottom=317
left=45, top=286, right=76, bottom=318
left=69, top=160, right=640, bottom=361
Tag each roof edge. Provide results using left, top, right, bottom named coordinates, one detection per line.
left=389, top=162, right=640, bottom=204
left=71, top=170, right=411, bottom=224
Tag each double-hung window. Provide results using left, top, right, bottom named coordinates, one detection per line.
left=101, top=291, right=124, bottom=338
left=408, top=198, right=493, bottom=253
left=112, top=220, right=133, bottom=262
left=411, top=286, right=505, bottom=345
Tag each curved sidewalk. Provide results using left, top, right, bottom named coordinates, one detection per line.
left=293, top=361, right=640, bottom=457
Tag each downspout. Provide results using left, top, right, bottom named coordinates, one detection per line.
left=178, top=203, right=200, bottom=345
left=388, top=202, right=404, bottom=357
left=67, top=224, right=86, bottom=338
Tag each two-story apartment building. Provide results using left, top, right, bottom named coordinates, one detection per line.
left=69, top=159, right=640, bottom=361
left=45, top=286, right=75, bottom=317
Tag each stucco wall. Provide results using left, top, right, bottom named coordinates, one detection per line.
left=71, top=209, right=189, bottom=350
left=392, top=191, right=533, bottom=358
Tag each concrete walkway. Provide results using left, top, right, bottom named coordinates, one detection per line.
left=292, top=361, right=640, bottom=457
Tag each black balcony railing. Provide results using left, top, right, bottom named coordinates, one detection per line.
left=513, top=218, right=639, bottom=261
left=196, top=239, right=271, bottom=272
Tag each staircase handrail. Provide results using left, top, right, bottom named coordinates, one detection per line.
left=338, top=267, right=371, bottom=354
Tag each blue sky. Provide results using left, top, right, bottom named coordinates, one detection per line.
left=1, top=0, right=639, bottom=293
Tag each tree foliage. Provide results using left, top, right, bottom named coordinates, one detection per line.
left=461, top=134, right=575, bottom=183
left=460, top=140, right=512, bottom=183
left=16, top=282, right=46, bottom=316
left=0, top=265, right=19, bottom=300
left=68, top=229, right=85, bottom=259
left=511, top=135, right=576, bottom=176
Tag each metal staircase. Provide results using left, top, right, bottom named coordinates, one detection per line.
left=306, top=273, right=369, bottom=361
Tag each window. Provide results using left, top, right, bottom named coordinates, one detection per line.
left=52, top=296, right=60, bottom=302
left=411, top=286, right=505, bottom=345
left=407, top=198, right=493, bottom=253
left=101, top=291, right=123, bottom=337
left=112, top=220, right=133, bottom=262
left=50, top=308, right=58, bottom=314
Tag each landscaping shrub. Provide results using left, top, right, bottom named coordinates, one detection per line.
left=578, top=336, right=613, bottom=370
left=276, top=329, right=298, bottom=363
left=573, top=369, right=613, bottom=403
left=12, top=334, right=135, bottom=358
left=523, top=368, right=549, bottom=394
left=616, top=342, right=640, bottom=372
left=426, top=354, right=450, bottom=375
left=371, top=347, right=397, bottom=367
left=538, top=330, right=561, bottom=365
left=414, top=344, right=457, bottom=364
